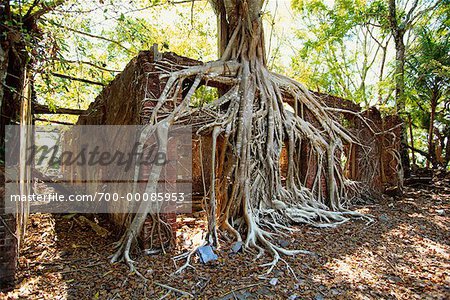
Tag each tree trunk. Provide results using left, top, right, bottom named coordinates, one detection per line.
left=0, top=1, right=29, bottom=159
left=394, top=37, right=406, bottom=112
left=392, top=30, right=410, bottom=178
left=388, top=0, right=410, bottom=179
left=212, top=0, right=266, bottom=63
left=427, top=91, right=437, bottom=168
left=377, top=43, right=387, bottom=104
left=408, top=114, right=416, bottom=166
left=0, top=42, right=8, bottom=118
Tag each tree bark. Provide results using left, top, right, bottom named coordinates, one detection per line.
left=0, top=39, right=8, bottom=117
left=427, top=91, right=438, bottom=168
left=408, top=114, right=415, bottom=165
left=0, top=1, right=28, bottom=158
left=388, top=0, right=410, bottom=179
left=211, top=0, right=266, bottom=63
left=393, top=37, right=406, bottom=112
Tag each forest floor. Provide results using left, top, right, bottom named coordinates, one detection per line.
left=1, top=185, right=449, bottom=300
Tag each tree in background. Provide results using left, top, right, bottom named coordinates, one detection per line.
left=291, top=0, right=391, bottom=107
left=383, top=0, right=447, bottom=172
left=386, top=0, right=443, bottom=112
left=291, top=0, right=447, bottom=172
left=406, top=24, right=450, bottom=168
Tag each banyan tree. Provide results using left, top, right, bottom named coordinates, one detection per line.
left=104, top=0, right=377, bottom=274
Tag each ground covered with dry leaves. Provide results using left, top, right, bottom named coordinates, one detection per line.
left=1, top=185, right=449, bottom=300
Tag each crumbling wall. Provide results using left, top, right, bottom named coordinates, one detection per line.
left=307, top=93, right=402, bottom=194
left=281, top=91, right=402, bottom=199
left=341, top=107, right=403, bottom=194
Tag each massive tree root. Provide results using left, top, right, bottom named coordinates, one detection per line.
left=112, top=0, right=370, bottom=275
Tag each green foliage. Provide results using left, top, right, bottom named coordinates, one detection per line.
left=406, top=23, right=450, bottom=166
left=291, top=0, right=446, bottom=111
left=291, top=0, right=448, bottom=166
left=407, top=29, right=450, bottom=99
left=191, top=86, right=218, bottom=107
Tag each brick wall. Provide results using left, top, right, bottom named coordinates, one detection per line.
left=0, top=167, right=17, bottom=291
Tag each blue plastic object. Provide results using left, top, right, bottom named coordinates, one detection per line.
left=197, top=245, right=218, bottom=263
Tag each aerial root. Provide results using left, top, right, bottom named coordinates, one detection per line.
left=240, top=207, right=315, bottom=276
left=110, top=122, right=170, bottom=279
left=110, top=228, right=147, bottom=280
left=172, top=244, right=204, bottom=275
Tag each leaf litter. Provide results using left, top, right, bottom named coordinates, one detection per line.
left=1, top=185, right=449, bottom=299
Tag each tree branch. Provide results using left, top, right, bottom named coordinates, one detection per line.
left=51, top=72, right=106, bottom=86
left=33, top=103, right=86, bottom=115
left=23, top=0, right=40, bottom=20
left=388, top=0, right=398, bottom=31
left=58, top=59, right=121, bottom=72
left=410, top=0, right=441, bottom=24
left=366, top=22, right=382, bottom=28
left=34, top=117, right=74, bottom=125
left=25, top=0, right=64, bottom=21
left=406, top=144, right=430, bottom=160
left=57, top=25, right=131, bottom=52
left=404, top=0, right=419, bottom=25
